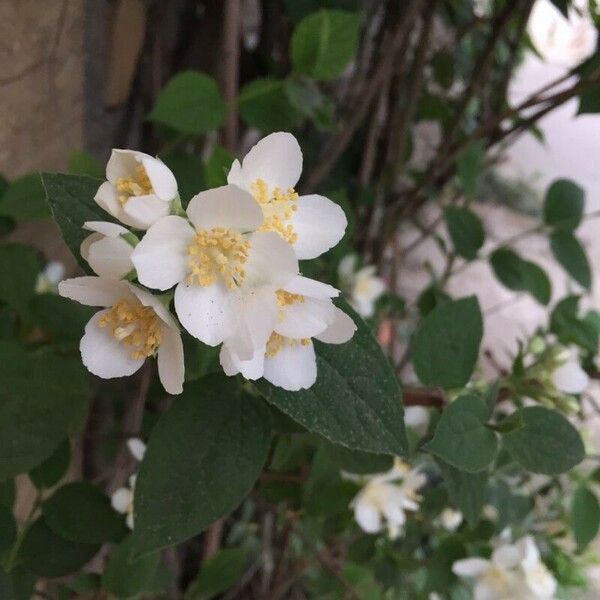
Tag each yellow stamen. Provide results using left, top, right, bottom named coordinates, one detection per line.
left=250, top=178, right=299, bottom=244
left=276, top=290, right=305, bottom=306
left=186, top=227, right=250, bottom=289
left=116, top=164, right=153, bottom=206
left=98, top=299, right=163, bottom=360
left=265, top=332, right=311, bottom=358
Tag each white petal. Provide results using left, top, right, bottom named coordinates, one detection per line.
left=284, top=275, right=339, bottom=299
left=186, top=184, right=263, bottom=232
left=87, top=236, right=134, bottom=279
left=353, top=495, right=382, bottom=534
left=80, top=310, right=145, bottom=378
left=131, top=216, right=194, bottom=290
left=111, top=488, right=132, bottom=514
left=141, top=155, right=177, bottom=200
left=290, top=194, right=347, bottom=259
left=234, top=132, right=303, bottom=191
left=219, top=344, right=265, bottom=380
left=59, top=277, right=132, bottom=307
left=452, top=558, right=491, bottom=577
left=315, top=308, right=356, bottom=344
left=122, top=194, right=171, bottom=230
left=80, top=232, right=102, bottom=262
left=263, top=340, right=317, bottom=391
left=126, top=283, right=178, bottom=330
left=404, top=406, right=430, bottom=432
left=338, top=254, right=357, bottom=280
left=106, top=149, right=151, bottom=182
left=126, top=512, right=134, bottom=530
left=227, top=158, right=243, bottom=186
left=524, top=563, right=557, bottom=598
left=553, top=359, right=589, bottom=394
left=492, top=544, right=522, bottom=570
left=174, top=281, right=234, bottom=346
left=244, top=231, right=298, bottom=289
left=126, top=438, right=146, bottom=462
left=83, top=221, right=130, bottom=237
left=94, top=181, right=121, bottom=219
left=274, top=297, right=334, bottom=339
left=157, top=326, right=185, bottom=395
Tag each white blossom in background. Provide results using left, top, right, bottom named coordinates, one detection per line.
left=404, top=406, right=430, bottom=436
left=220, top=275, right=356, bottom=390
left=80, top=221, right=136, bottom=279
left=552, top=347, right=589, bottom=395
left=131, top=184, right=299, bottom=361
left=58, top=277, right=184, bottom=394
left=338, top=254, right=386, bottom=318
left=528, top=0, right=598, bottom=68
left=438, top=507, right=463, bottom=531
left=95, top=149, right=178, bottom=230
left=227, top=132, right=347, bottom=260
left=345, top=459, right=426, bottom=539
left=35, top=261, right=65, bottom=294
left=453, top=535, right=557, bottom=600
left=473, top=0, right=493, bottom=18
left=111, top=438, right=146, bottom=529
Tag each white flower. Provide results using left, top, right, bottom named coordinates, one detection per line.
left=338, top=254, right=386, bottom=318
left=552, top=349, right=589, bottom=395
left=404, top=406, right=430, bottom=435
left=346, top=459, right=426, bottom=539
left=439, top=507, right=463, bottom=531
left=126, top=438, right=146, bottom=462
left=95, top=149, right=178, bottom=230
left=219, top=275, right=356, bottom=390
left=58, top=277, right=184, bottom=394
left=111, top=438, right=146, bottom=529
left=453, top=535, right=557, bottom=600
left=131, top=184, right=299, bottom=360
left=227, top=132, right=347, bottom=260
left=35, top=261, right=65, bottom=294
left=80, top=221, right=135, bottom=279
left=528, top=0, right=598, bottom=68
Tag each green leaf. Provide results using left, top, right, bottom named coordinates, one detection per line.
left=0, top=343, right=89, bottom=479
left=68, top=150, right=104, bottom=178
left=456, top=142, right=485, bottom=198
left=256, top=300, right=407, bottom=456
left=0, top=503, right=16, bottom=552
left=0, top=244, right=41, bottom=317
left=19, top=518, right=99, bottom=578
left=0, top=480, right=15, bottom=509
left=162, top=153, right=204, bottom=208
left=412, top=296, right=483, bottom=390
left=284, top=0, right=359, bottom=22
left=133, top=375, right=271, bottom=555
left=550, top=295, right=598, bottom=352
left=444, top=206, right=485, bottom=260
left=42, top=173, right=111, bottom=269
left=571, top=485, right=600, bottom=551
left=543, top=179, right=584, bottom=230
left=502, top=406, right=584, bottom=474
left=103, top=535, right=161, bottom=599
left=578, top=83, right=600, bottom=115
left=185, top=548, right=247, bottom=600
left=437, top=460, right=488, bottom=528
left=0, top=174, right=49, bottom=221
left=148, top=71, right=226, bottom=135
left=29, top=438, right=71, bottom=489
left=28, top=294, right=94, bottom=340
left=0, top=567, right=35, bottom=600
left=549, top=0, right=569, bottom=17
left=204, top=145, right=234, bottom=189
left=321, top=440, right=393, bottom=475
left=290, top=10, right=360, bottom=80
left=238, top=78, right=302, bottom=132
left=424, top=396, right=497, bottom=473
left=490, top=248, right=551, bottom=305
left=550, top=230, right=591, bottom=290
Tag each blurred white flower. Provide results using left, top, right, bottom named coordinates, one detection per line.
left=220, top=276, right=356, bottom=390
left=338, top=255, right=386, bottom=318
left=346, top=459, right=426, bottom=539
left=404, top=406, right=430, bottom=435
left=453, top=535, right=557, bottom=599
left=228, top=132, right=347, bottom=260
left=80, top=221, right=135, bottom=279
left=95, top=149, right=178, bottom=230
left=473, top=0, right=493, bottom=18
left=131, top=184, right=299, bottom=360
left=58, top=277, right=184, bottom=394
left=111, top=439, right=146, bottom=530
left=552, top=348, right=589, bottom=395
left=528, top=0, right=598, bottom=68
left=439, top=507, right=463, bottom=531
left=35, top=261, right=65, bottom=294
left=126, top=437, right=147, bottom=462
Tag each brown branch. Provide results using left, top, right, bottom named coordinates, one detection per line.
left=202, top=518, right=225, bottom=562
left=222, top=0, right=241, bottom=151
left=403, top=386, right=447, bottom=408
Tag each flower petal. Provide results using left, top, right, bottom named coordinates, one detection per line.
left=244, top=231, right=298, bottom=289
left=80, top=233, right=102, bottom=262
left=353, top=495, right=382, bottom=534
left=452, top=558, right=491, bottom=577
left=122, top=194, right=171, bottom=230
left=157, top=326, right=185, bottom=395
left=125, top=283, right=178, bottom=330
left=274, top=297, right=334, bottom=339
left=232, top=132, right=303, bottom=191
left=83, top=221, right=130, bottom=237
left=94, top=181, right=121, bottom=219
left=106, top=149, right=150, bottom=182
left=126, top=438, right=146, bottom=462
left=553, top=359, right=589, bottom=394
left=220, top=344, right=265, bottom=380
left=111, top=488, right=132, bottom=514
left=290, top=194, right=347, bottom=259
left=186, top=184, right=263, bottom=232
left=315, top=308, right=356, bottom=344
left=492, top=544, right=522, bottom=570
left=131, top=216, right=194, bottom=290
left=140, top=155, right=177, bottom=200
left=59, top=277, right=132, bottom=307
left=174, top=281, right=234, bottom=346
left=87, top=236, right=134, bottom=279
left=80, top=310, right=145, bottom=378
left=284, top=275, right=339, bottom=299
left=227, top=158, right=243, bottom=186
left=263, top=340, right=317, bottom=391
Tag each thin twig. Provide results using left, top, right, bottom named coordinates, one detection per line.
left=222, top=0, right=241, bottom=151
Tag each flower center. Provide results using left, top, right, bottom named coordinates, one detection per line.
left=250, top=178, right=299, bottom=244
left=116, top=164, right=153, bottom=206
left=98, top=299, right=163, bottom=360
left=265, top=332, right=311, bottom=358
left=186, top=227, right=250, bottom=289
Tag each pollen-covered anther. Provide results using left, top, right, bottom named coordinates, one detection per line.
left=186, top=227, right=250, bottom=289
left=250, top=178, right=299, bottom=244
left=265, top=332, right=312, bottom=358
left=116, top=164, right=153, bottom=206
left=98, top=299, right=163, bottom=360
left=276, top=290, right=305, bottom=306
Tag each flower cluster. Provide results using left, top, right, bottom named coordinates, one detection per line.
left=60, top=133, right=356, bottom=393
